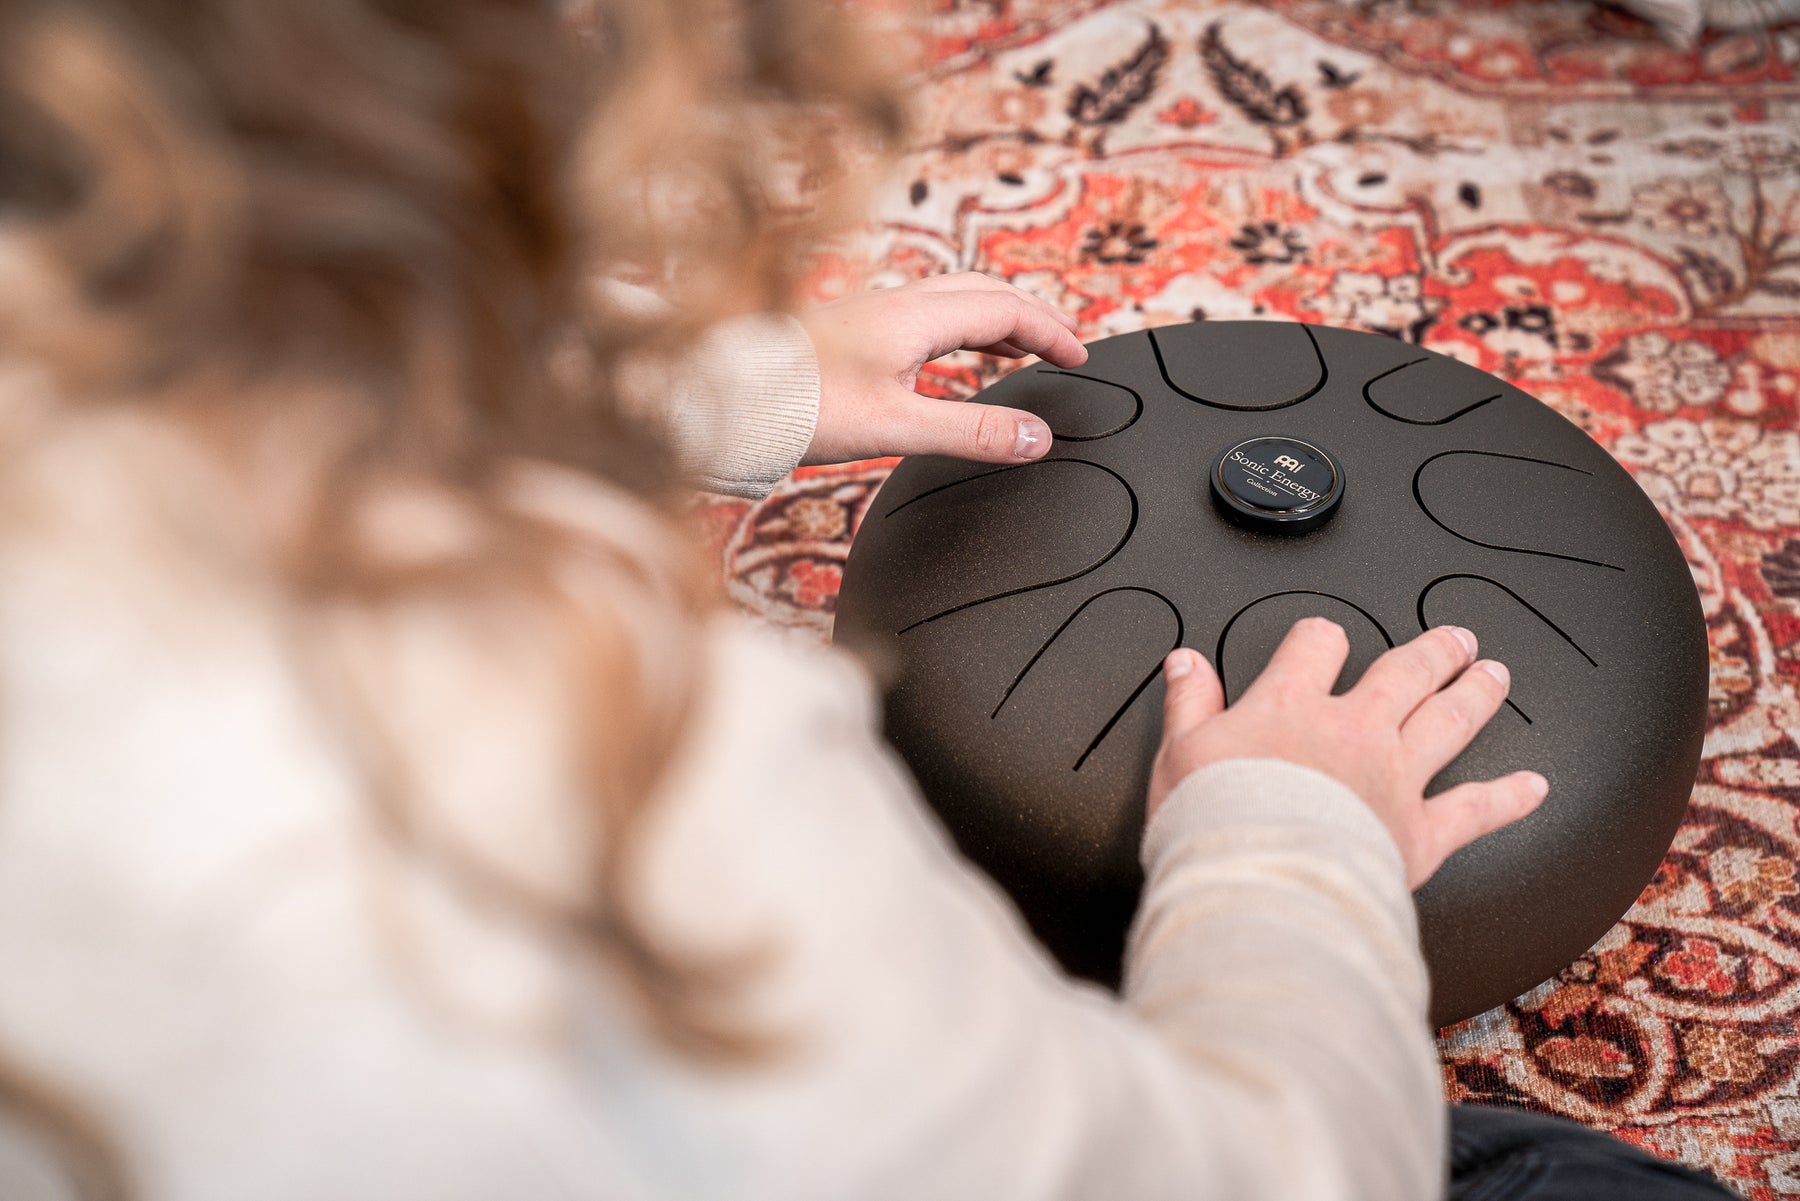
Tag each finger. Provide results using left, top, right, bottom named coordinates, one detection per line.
left=1416, top=771, right=1549, bottom=886
left=908, top=272, right=1081, bottom=331
left=1347, top=626, right=1478, bottom=724
left=911, top=291, right=1088, bottom=369
left=1401, top=659, right=1511, bottom=779
left=1242, top=616, right=1351, bottom=700
left=881, top=390, right=1053, bottom=462
left=1159, top=649, right=1225, bottom=742
left=971, top=340, right=1029, bottom=358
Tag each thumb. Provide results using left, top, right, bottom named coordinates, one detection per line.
left=1160, top=649, right=1225, bottom=742
left=888, top=393, right=1053, bottom=463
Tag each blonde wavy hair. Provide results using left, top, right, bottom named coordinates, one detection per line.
left=0, top=0, right=900, bottom=1193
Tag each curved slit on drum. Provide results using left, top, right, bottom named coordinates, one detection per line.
left=1362, top=358, right=1500, bottom=425
left=1148, top=323, right=1329, bottom=412
left=1212, top=588, right=1395, bottom=689
left=1415, top=572, right=1603, bottom=725
left=991, top=586, right=1177, bottom=718
left=1067, top=592, right=1185, bottom=772
left=1036, top=371, right=1144, bottom=439
left=882, top=462, right=1031, bottom=519
left=894, top=461, right=1140, bottom=635
left=1412, top=450, right=1626, bottom=572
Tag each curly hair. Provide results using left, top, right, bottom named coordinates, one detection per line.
left=0, top=0, right=901, bottom=1193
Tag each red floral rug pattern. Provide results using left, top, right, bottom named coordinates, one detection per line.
left=695, top=2, right=1800, bottom=1193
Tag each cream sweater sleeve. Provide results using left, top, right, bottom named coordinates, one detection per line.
left=605, top=281, right=820, bottom=500
left=636, top=625, right=1446, bottom=1201
left=0, top=387, right=1438, bottom=1201
left=1125, top=760, right=1445, bottom=1200
left=661, top=313, right=819, bottom=499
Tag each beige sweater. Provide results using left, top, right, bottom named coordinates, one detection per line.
left=0, top=327, right=1444, bottom=1201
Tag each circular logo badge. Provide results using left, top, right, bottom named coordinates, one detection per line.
left=1210, top=436, right=1345, bottom=533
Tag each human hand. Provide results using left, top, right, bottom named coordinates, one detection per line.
left=798, top=273, right=1088, bottom=466
left=1148, top=619, right=1549, bottom=889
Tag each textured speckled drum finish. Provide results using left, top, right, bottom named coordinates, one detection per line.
left=834, top=320, right=1708, bottom=1026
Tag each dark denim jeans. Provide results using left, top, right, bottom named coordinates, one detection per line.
left=1450, top=1105, right=1742, bottom=1200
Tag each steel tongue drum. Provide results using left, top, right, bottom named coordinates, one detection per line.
left=833, top=320, right=1707, bottom=1026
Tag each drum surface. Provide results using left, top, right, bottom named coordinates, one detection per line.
left=834, top=320, right=1707, bottom=1025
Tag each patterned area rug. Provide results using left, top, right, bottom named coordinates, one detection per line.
left=696, top=2, right=1800, bottom=1193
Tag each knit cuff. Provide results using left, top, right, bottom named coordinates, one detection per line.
left=1142, top=758, right=1407, bottom=884
left=667, top=313, right=821, bottom=500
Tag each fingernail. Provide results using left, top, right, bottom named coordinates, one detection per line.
left=1522, top=771, right=1549, bottom=800
left=1479, top=659, right=1510, bottom=687
left=1444, top=625, right=1478, bottom=658
left=1165, top=649, right=1194, bottom=680
left=1013, top=418, right=1051, bottom=460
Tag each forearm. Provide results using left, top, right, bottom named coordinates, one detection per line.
left=633, top=629, right=1446, bottom=1200
left=1124, top=758, right=1445, bottom=1201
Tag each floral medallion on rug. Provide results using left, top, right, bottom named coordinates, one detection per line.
left=695, top=1, right=1800, bottom=1193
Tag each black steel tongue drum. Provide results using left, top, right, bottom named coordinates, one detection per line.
left=834, top=320, right=1707, bottom=1026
